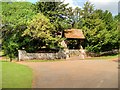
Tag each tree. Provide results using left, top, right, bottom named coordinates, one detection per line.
left=81, top=4, right=118, bottom=53
left=72, top=7, right=82, bottom=28
left=96, top=10, right=119, bottom=51
left=82, top=11, right=106, bottom=52
left=22, top=13, right=62, bottom=50
left=114, top=13, right=120, bottom=49
left=82, top=1, right=94, bottom=19
left=34, top=1, right=70, bottom=31
left=64, top=6, right=83, bottom=29
left=2, top=2, right=36, bottom=60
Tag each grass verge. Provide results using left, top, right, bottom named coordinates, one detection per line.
left=86, top=54, right=119, bottom=60
left=2, top=61, right=33, bottom=88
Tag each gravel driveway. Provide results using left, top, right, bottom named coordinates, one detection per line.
left=18, top=60, right=118, bottom=88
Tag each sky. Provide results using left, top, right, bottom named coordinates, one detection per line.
left=27, top=0, right=119, bottom=16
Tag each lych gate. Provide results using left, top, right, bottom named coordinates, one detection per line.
left=64, top=29, right=85, bottom=49
left=61, top=29, right=86, bottom=59
left=18, top=29, right=86, bottom=61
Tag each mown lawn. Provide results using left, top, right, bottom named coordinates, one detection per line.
left=2, top=61, right=33, bottom=88
left=86, top=54, right=119, bottom=60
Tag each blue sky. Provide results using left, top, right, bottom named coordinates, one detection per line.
left=28, top=0, right=37, bottom=3
left=27, top=0, right=119, bottom=15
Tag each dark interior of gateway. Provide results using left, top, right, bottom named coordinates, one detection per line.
left=66, top=39, right=84, bottom=49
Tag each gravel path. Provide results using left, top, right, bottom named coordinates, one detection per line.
left=17, top=60, right=118, bottom=88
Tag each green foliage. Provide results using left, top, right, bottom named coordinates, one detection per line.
left=114, top=13, right=120, bottom=48
left=23, top=13, right=62, bottom=50
left=82, top=3, right=118, bottom=53
left=34, top=1, right=71, bottom=31
left=82, top=1, right=94, bottom=18
left=2, top=2, right=36, bottom=59
left=2, top=1, right=119, bottom=59
left=3, top=35, right=19, bottom=60
left=2, top=2, right=35, bottom=27
left=23, top=13, right=54, bottom=39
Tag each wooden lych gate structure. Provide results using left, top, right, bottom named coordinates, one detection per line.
left=60, top=29, right=86, bottom=59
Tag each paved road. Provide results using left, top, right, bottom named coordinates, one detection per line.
left=18, top=60, right=118, bottom=88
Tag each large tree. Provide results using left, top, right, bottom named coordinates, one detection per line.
left=34, top=1, right=70, bottom=31
left=81, top=2, right=118, bottom=52
left=2, top=2, right=36, bottom=60
left=114, top=13, right=120, bottom=49
left=22, top=13, right=62, bottom=50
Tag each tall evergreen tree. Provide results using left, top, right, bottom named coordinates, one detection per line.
left=34, top=1, right=70, bottom=31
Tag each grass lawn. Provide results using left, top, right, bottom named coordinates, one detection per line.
left=86, top=54, right=119, bottom=60
left=2, top=61, right=33, bottom=88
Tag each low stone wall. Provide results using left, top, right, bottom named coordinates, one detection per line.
left=18, top=50, right=67, bottom=61
left=18, top=49, right=87, bottom=61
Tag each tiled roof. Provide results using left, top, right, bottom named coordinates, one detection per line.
left=64, top=29, right=85, bottom=39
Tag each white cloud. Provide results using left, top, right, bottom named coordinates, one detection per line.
left=63, top=0, right=75, bottom=8
left=89, top=0, right=119, bottom=15
left=89, top=0, right=119, bottom=3
left=63, top=0, right=82, bottom=9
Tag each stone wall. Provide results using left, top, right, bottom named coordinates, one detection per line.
left=18, top=50, right=67, bottom=61
left=18, top=49, right=87, bottom=61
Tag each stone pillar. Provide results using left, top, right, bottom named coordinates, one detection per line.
left=80, top=47, right=86, bottom=59
left=18, top=50, right=26, bottom=61
left=18, top=50, right=21, bottom=61
left=64, top=48, right=69, bottom=59
left=61, top=40, right=67, bottom=48
left=60, top=40, right=70, bottom=59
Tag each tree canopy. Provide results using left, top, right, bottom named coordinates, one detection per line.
left=2, top=1, right=119, bottom=60
left=22, top=13, right=62, bottom=50
left=82, top=9, right=118, bottom=52
left=2, top=2, right=36, bottom=60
